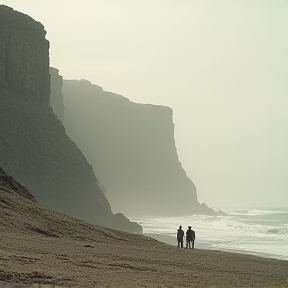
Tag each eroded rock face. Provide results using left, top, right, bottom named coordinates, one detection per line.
left=61, top=79, right=217, bottom=217
left=0, top=5, right=50, bottom=104
left=0, top=5, right=141, bottom=233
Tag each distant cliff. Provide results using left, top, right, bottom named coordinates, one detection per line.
left=0, top=5, right=141, bottom=233
left=49, top=67, right=64, bottom=122
left=61, top=79, right=217, bottom=216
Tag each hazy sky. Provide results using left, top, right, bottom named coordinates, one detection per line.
left=2, top=0, right=288, bottom=209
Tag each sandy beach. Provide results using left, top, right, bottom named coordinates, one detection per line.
left=1, top=185, right=288, bottom=288
left=144, top=233, right=283, bottom=260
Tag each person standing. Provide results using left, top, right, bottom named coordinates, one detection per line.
left=186, top=226, right=195, bottom=249
left=176, top=226, right=184, bottom=248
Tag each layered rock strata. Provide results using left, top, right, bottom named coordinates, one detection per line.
left=0, top=5, right=141, bottom=233
left=0, top=6, right=50, bottom=104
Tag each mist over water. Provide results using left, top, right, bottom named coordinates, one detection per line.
left=133, top=208, right=288, bottom=260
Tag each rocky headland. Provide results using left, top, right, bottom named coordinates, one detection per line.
left=58, top=79, right=219, bottom=216
left=0, top=5, right=140, bottom=233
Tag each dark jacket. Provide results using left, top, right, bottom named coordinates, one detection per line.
left=177, top=229, right=184, bottom=240
left=186, top=229, right=195, bottom=241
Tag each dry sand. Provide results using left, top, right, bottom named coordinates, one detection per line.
left=1, top=186, right=288, bottom=288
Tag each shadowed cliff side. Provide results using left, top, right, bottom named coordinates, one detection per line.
left=0, top=6, right=49, bottom=104
left=60, top=79, right=218, bottom=216
left=49, top=67, right=64, bottom=122
left=0, top=5, right=141, bottom=233
left=0, top=166, right=145, bottom=243
left=0, top=167, right=35, bottom=202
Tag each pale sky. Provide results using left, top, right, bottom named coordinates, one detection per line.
left=2, top=0, right=288, bottom=209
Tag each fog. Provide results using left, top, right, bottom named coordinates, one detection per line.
left=2, top=0, right=288, bottom=209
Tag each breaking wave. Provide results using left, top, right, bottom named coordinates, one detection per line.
left=133, top=208, right=288, bottom=260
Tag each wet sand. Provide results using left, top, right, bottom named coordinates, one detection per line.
left=144, top=233, right=283, bottom=260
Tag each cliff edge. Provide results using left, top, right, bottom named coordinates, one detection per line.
left=0, top=5, right=141, bottom=233
left=61, top=79, right=217, bottom=216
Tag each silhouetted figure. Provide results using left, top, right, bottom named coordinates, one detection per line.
left=186, top=226, right=195, bottom=249
left=177, top=226, right=184, bottom=248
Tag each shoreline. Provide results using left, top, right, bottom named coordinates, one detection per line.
left=1, top=231, right=288, bottom=288
left=144, top=233, right=287, bottom=261
left=1, top=188, right=288, bottom=288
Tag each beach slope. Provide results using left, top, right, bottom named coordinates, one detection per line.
left=1, top=171, right=288, bottom=288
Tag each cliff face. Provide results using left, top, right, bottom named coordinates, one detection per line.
left=0, top=166, right=35, bottom=202
left=0, top=6, right=50, bottom=104
left=0, top=5, right=141, bottom=233
left=62, top=79, right=216, bottom=216
left=0, top=167, right=145, bottom=240
left=49, top=67, right=64, bottom=122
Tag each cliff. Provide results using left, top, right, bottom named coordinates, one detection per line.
left=0, top=5, right=141, bottom=233
left=0, top=166, right=35, bottom=202
left=61, top=79, right=217, bottom=216
left=0, top=6, right=50, bottom=104
left=49, top=67, right=64, bottom=122
left=0, top=167, right=146, bottom=242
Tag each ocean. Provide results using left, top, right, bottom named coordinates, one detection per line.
left=132, top=208, right=288, bottom=260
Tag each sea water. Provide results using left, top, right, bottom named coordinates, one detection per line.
left=132, top=208, right=288, bottom=260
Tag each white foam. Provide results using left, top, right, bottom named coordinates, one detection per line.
left=132, top=208, right=288, bottom=260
